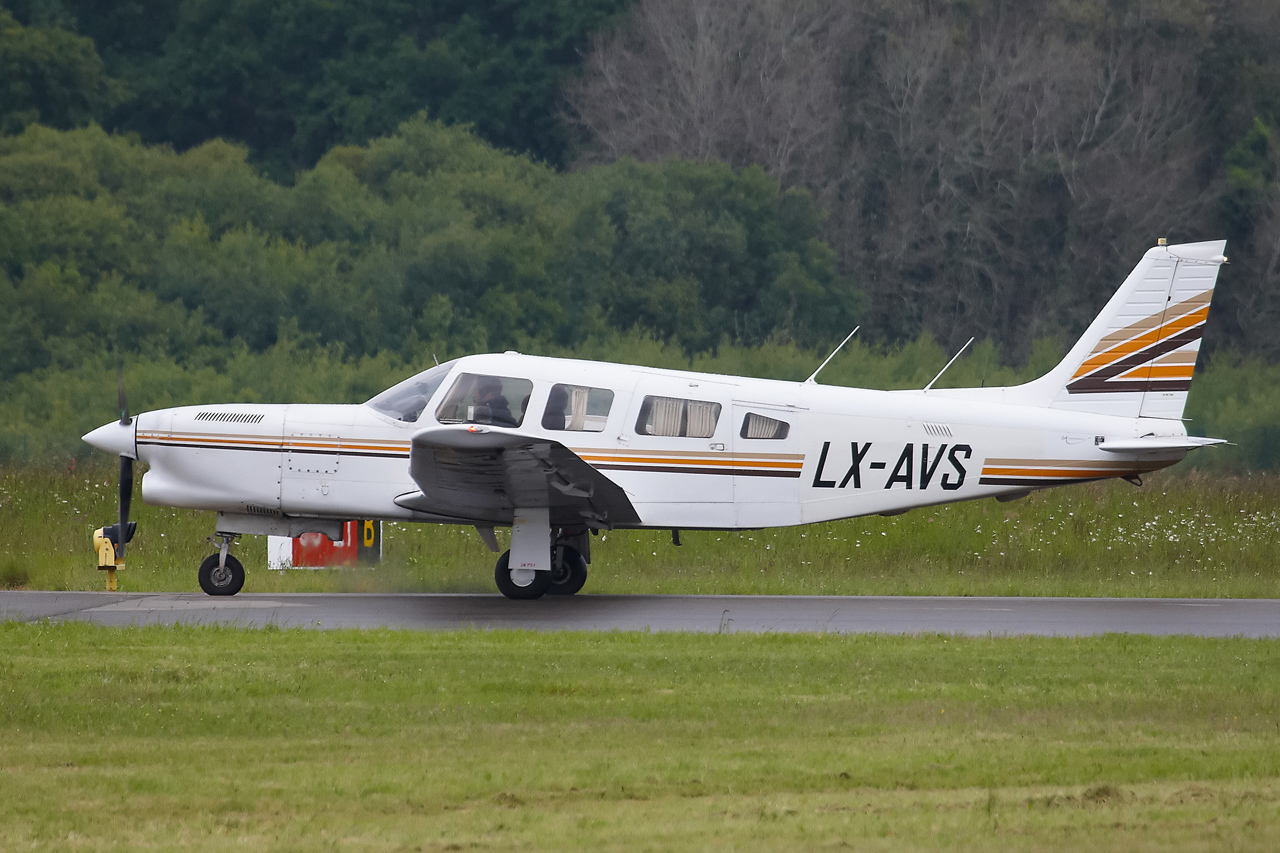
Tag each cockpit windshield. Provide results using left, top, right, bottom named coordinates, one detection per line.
left=365, top=361, right=455, bottom=422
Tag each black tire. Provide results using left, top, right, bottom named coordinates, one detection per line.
left=546, top=545, right=588, bottom=595
left=199, top=553, right=245, bottom=596
left=493, top=550, right=550, bottom=600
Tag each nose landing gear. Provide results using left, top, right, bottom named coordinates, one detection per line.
left=199, top=534, right=245, bottom=596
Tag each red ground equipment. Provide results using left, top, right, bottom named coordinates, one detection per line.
left=288, top=520, right=382, bottom=567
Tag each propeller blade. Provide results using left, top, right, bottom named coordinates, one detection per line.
left=118, top=369, right=132, bottom=426
left=118, top=456, right=133, bottom=562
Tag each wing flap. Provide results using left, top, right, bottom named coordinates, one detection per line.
left=398, top=426, right=640, bottom=528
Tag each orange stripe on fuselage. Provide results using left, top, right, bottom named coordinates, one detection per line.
left=982, top=466, right=1125, bottom=479
left=577, top=454, right=801, bottom=470
left=138, top=431, right=411, bottom=454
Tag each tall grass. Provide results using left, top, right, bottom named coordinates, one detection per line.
left=4, top=460, right=1276, bottom=597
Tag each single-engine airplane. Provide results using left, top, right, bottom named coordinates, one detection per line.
left=84, top=240, right=1228, bottom=598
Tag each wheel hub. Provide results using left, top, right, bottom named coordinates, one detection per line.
left=509, top=567, right=537, bottom=587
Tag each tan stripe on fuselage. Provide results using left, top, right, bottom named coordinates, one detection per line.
left=983, top=466, right=1136, bottom=479
left=137, top=432, right=802, bottom=467
left=572, top=447, right=802, bottom=461
left=578, top=454, right=801, bottom=470
left=983, top=458, right=1144, bottom=469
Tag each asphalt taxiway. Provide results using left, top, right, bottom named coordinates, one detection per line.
left=2, top=591, right=1278, bottom=636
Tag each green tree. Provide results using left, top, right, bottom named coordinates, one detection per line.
left=27, top=0, right=629, bottom=176
left=0, top=9, right=121, bottom=134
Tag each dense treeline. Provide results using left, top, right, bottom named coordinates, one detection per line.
left=1, top=0, right=1278, bottom=472
left=570, top=0, right=1280, bottom=361
left=5, top=0, right=1279, bottom=359
left=2, top=0, right=627, bottom=174
left=0, top=118, right=850, bottom=367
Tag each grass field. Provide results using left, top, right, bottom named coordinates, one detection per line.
left=3, top=462, right=1279, bottom=597
left=0, top=624, right=1277, bottom=850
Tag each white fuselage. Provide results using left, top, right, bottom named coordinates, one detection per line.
left=135, top=353, right=1185, bottom=530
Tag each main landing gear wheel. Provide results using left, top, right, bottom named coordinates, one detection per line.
left=199, top=553, right=245, bottom=596
left=494, top=550, right=551, bottom=600
left=546, top=545, right=588, bottom=596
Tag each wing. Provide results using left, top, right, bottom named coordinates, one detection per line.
left=393, top=425, right=641, bottom=528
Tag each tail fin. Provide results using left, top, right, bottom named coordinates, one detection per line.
left=1025, top=240, right=1226, bottom=419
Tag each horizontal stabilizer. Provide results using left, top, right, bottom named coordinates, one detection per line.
left=1098, top=436, right=1227, bottom=454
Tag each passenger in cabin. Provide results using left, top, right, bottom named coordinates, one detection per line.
left=542, top=385, right=569, bottom=430
left=475, top=378, right=517, bottom=427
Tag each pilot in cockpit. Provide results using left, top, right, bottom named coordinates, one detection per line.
left=475, top=377, right=517, bottom=427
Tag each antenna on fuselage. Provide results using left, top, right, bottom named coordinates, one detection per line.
left=923, top=336, right=974, bottom=391
left=804, top=326, right=860, bottom=384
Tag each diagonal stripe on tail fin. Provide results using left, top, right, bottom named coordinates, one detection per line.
left=1039, top=240, right=1226, bottom=419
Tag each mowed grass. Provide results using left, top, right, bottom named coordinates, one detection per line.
left=3, top=461, right=1279, bottom=597
left=0, top=624, right=1277, bottom=850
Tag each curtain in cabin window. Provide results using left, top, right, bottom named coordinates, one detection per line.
left=685, top=400, right=719, bottom=438
left=569, top=386, right=590, bottom=431
left=741, top=412, right=789, bottom=439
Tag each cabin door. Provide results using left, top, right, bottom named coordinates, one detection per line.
left=617, top=376, right=735, bottom=527
left=732, top=401, right=804, bottom=527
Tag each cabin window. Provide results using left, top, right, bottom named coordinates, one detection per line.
left=740, top=412, right=790, bottom=440
left=635, top=395, right=722, bottom=438
left=366, top=361, right=455, bottom=422
left=435, top=373, right=533, bottom=427
left=542, top=384, right=614, bottom=431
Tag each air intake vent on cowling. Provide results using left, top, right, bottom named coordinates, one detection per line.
left=923, top=422, right=953, bottom=438
left=196, top=411, right=265, bottom=424
left=244, top=504, right=281, bottom=517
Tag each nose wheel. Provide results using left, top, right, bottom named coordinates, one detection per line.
left=199, top=534, right=245, bottom=596
left=199, top=553, right=245, bottom=595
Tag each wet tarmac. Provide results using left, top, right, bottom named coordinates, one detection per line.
left=3, top=591, right=1278, bottom=637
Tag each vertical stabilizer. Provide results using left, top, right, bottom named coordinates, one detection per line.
left=1021, top=240, right=1226, bottom=419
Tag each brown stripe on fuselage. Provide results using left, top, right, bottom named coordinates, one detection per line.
left=592, top=463, right=801, bottom=478
left=573, top=448, right=803, bottom=461
left=578, top=454, right=801, bottom=470
left=983, top=457, right=1150, bottom=469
